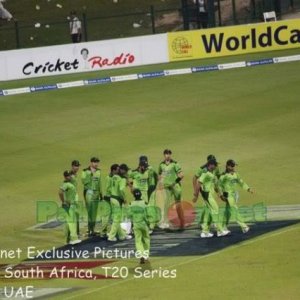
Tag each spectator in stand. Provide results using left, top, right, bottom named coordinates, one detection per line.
left=0, top=0, right=13, bottom=21
left=69, top=11, right=82, bottom=43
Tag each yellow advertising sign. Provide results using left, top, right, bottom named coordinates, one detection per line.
left=168, top=19, right=300, bottom=61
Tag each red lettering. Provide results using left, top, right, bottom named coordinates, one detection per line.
left=102, top=58, right=109, bottom=66
left=88, top=53, right=135, bottom=69
left=88, top=56, right=102, bottom=68
left=128, top=55, right=135, bottom=63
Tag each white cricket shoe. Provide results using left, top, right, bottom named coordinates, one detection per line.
left=125, top=235, right=133, bottom=240
left=69, top=239, right=82, bottom=245
left=107, top=237, right=117, bottom=242
left=200, top=232, right=214, bottom=238
left=223, top=229, right=231, bottom=235
left=149, top=230, right=153, bottom=235
left=242, top=226, right=250, bottom=234
left=217, top=230, right=230, bottom=237
left=158, top=223, right=170, bottom=229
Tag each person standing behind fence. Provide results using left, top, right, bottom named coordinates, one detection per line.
left=193, top=0, right=208, bottom=28
left=0, top=0, right=13, bottom=21
left=69, top=11, right=81, bottom=43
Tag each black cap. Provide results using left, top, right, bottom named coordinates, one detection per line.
left=207, top=159, right=217, bottom=166
left=163, top=149, right=172, bottom=155
left=133, top=189, right=142, bottom=200
left=119, top=163, right=129, bottom=172
left=70, top=10, right=77, bottom=15
left=226, top=159, right=237, bottom=167
left=63, top=170, right=72, bottom=177
left=207, top=154, right=217, bottom=161
left=110, top=164, right=119, bottom=172
left=71, top=160, right=80, bottom=167
left=139, top=155, right=148, bottom=163
left=90, top=157, right=100, bottom=163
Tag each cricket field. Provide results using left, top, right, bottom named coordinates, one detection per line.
left=0, top=48, right=299, bottom=300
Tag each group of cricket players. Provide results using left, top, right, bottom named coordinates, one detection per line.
left=59, top=149, right=253, bottom=264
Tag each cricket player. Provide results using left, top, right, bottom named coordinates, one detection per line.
left=192, top=155, right=221, bottom=226
left=107, top=164, right=132, bottom=241
left=70, top=160, right=81, bottom=236
left=128, top=189, right=150, bottom=264
left=58, top=171, right=81, bottom=245
left=158, top=149, right=184, bottom=229
left=100, top=164, right=119, bottom=237
left=218, top=159, right=254, bottom=233
left=139, top=155, right=158, bottom=199
left=192, top=154, right=221, bottom=196
left=193, top=159, right=229, bottom=238
left=138, top=156, right=159, bottom=233
left=129, top=161, right=149, bottom=203
left=81, top=157, right=102, bottom=237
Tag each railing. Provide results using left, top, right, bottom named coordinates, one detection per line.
left=0, top=0, right=299, bottom=51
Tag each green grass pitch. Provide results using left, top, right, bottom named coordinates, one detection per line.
left=0, top=48, right=300, bottom=299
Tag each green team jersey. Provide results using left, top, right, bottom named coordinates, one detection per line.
left=70, top=171, right=79, bottom=188
left=128, top=200, right=148, bottom=226
left=195, top=164, right=221, bottom=179
left=111, top=174, right=127, bottom=200
left=69, top=171, right=79, bottom=201
left=199, top=170, right=217, bottom=193
left=104, top=175, right=113, bottom=197
left=60, top=181, right=77, bottom=205
left=147, top=165, right=158, bottom=187
left=129, top=169, right=149, bottom=192
left=219, top=172, right=250, bottom=194
left=127, top=168, right=132, bottom=175
left=81, top=167, right=102, bottom=194
left=158, top=160, right=182, bottom=187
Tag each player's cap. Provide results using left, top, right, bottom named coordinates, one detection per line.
left=90, top=157, right=100, bottom=163
left=163, top=149, right=172, bottom=155
left=207, top=154, right=217, bottom=161
left=119, top=163, right=129, bottom=172
left=226, top=159, right=237, bottom=167
left=110, top=164, right=119, bottom=172
left=207, top=159, right=217, bottom=166
left=70, top=10, right=77, bottom=15
left=139, top=155, right=148, bottom=163
left=71, top=160, right=80, bottom=166
left=63, top=170, right=72, bottom=177
left=133, top=189, right=142, bottom=200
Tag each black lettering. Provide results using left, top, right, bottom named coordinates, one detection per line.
left=201, top=33, right=224, bottom=52
left=23, top=62, right=33, bottom=75
left=71, top=59, right=79, bottom=70
left=42, top=62, right=50, bottom=73
left=64, top=62, right=71, bottom=70
left=258, top=26, right=272, bottom=47
left=251, top=28, right=257, bottom=48
left=48, top=64, right=55, bottom=72
left=290, top=29, right=300, bottom=43
left=34, top=65, right=43, bottom=74
left=226, top=36, right=240, bottom=51
left=54, top=59, right=65, bottom=72
left=274, top=26, right=288, bottom=45
left=241, top=34, right=250, bottom=49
